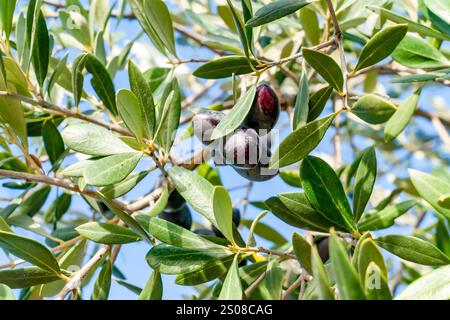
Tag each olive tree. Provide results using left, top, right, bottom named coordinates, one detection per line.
left=0, top=0, right=449, bottom=300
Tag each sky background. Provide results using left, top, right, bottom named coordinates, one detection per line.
left=0, top=0, right=448, bottom=299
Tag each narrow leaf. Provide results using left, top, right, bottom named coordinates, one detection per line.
left=85, top=54, right=117, bottom=115
left=354, top=24, right=408, bottom=72
left=42, top=120, right=65, bottom=165
left=168, top=166, right=216, bottom=226
left=61, top=123, right=135, bottom=156
left=117, top=89, right=144, bottom=141
left=384, top=89, right=420, bottom=142
left=375, top=235, right=450, bottom=266
left=246, top=0, right=311, bottom=27
left=293, top=63, right=309, bottom=129
left=128, top=60, right=155, bottom=138
left=395, top=265, right=450, bottom=300
left=193, top=56, right=259, bottom=79
left=0, top=231, right=61, bottom=275
left=368, top=6, right=450, bottom=41
left=329, top=232, right=366, bottom=300
left=292, top=232, right=312, bottom=274
left=139, top=271, right=163, bottom=300
left=307, top=86, right=333, bottom=122
left=84, top=152, right=142, bottom=186
left=91, top=261, right=112, bottom=300
left=302, top=48, right=343, bottom=93
left=76, top=222, right=142, bottom=244
left=300, top=156, right=357, bottom=232
left=147, top=217, right=228, bottom=251
left=211, top=85, right=256, bottom=140
left=351, top=94, right=397, bottom=124
left=213, top=186, right=235, bottom=244
left=219, top=255, right=243, bottom=300
left=353, top=147, right=377, bottom=221
left=409, top=169, right=450, bottom=219
left=269, top=114, right=335, bottom=169
left=310, top=245, right=335, bottom=300
left=358, top=200, right=416, bottom=231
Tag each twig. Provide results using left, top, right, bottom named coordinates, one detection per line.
left=325, top=0, right=348, bottom=167
left=263, top=39, right=336, bottom=68
left=55, top=245, right=110, bottom=300
left=0, top=169, right=162, bottom=213
left=282, top=272, right=311, bottom=300
left=0, top=91, right=131, bottom=136
left=244, top=271, right=266, bottom=297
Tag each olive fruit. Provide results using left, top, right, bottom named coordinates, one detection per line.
left=233, top=163, right=278, bottom=182
left=244, top=84, right=280, bottom=132
left=223, top=128, right=262, bottom=168
left=193, top=229, right=216, bottom=236
left=166, top=188, right=186, bottom=211
left=159, top=205, right=192, bottom=230
left=315, top=237, right=330, bottom=262
left=213, top=208, right=241, bottom=237
left=232, top=147, right=277, bottom=182
left=192, top=110, right=225, bottom=144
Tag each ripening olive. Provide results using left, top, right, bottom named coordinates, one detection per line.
left=223, top=128, right=261, bottom=168
left=244, top=84, right=280, bottom=132
left=193, top=229, right=216, bottom=236
left=166, top=188, right=186, bottom=211
left=315, top=237, right=330, bottom=262
left=192, top=110, right=225, bottom=144
left=233, top=163, right=278, bottom=182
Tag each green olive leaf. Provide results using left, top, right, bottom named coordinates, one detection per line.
left=395, top=265, right=450, bottom=300
left=62, top=123, right=135, bottom=156
left=269, top=114, right=335, bottom=169
left=193, top=56, right=260, bottom=79
left=358, top=200, right=416, bottom=231
left=138, top=271, right=163, bottom=300
left=246, top=0, right=311, bottom=27
left=354, top=24, right=408, bottom=72
left=375, top=235, right=450, bottom=266
left=351, top=94, right=397, bottom=124
left=384, top=88, right=421, bottom=142
left=300, top=156, right=357, bottom=233
left=302, top=48, right=343, bottom=93
left=212, top=186, right=235, bottom=244
left=392, top=34, right=450, bottom=69
left=0, top=231, right=61, bottom=276
left=329, top=231, right=366, bottom=300
left=368, top=6, right=450, bottom=41
left=76, top=222, right=142, bottom=244
left=409, top=169, right=450, bottom=219
left=83, top=152, right=143, bottom=186
left=218, top=255, right=243, bottom=300
left=353, top=146, right=377, bottom=221
left=211, top=85, right=256, bottom=140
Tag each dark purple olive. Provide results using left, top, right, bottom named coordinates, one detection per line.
left=159, top=205, right=192, bottom=230
left=244, top=84, right=280, bottom=132
left=192, top=110, right=225, bottom=144
left=239, top=259, right=248, bottom=267
left=233, top=164, right=278, bottom=182
left=315, top=237, right=330, bottom=262
left=166, top=189, right=186, bottom=211
left=154, top=176, right=186, bottom=211
left=223, top=128, right=261, bottom=168
left=213, top=208, right=241, bottom=237
left=194, top=229, right=216, bottom=236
